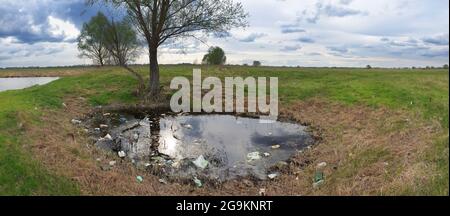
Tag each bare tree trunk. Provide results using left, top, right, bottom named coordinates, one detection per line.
left=149, top=47, right=160, bottom=98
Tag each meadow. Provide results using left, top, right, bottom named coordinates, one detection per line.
left=0, top=65, right=448, bottom=195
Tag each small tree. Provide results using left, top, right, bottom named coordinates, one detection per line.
left=443, top=64, right=449, bottom=69
left=253, top=61, right=262, bottom=67
left=103, top=18, right=146, bottom=96
left=89, top=0, right=248, bottom=98
left=366, top=65, right=372, bottom=69
left=203, top=47, right=226, bottom=65
left=77, top=12, right=110, bottom=66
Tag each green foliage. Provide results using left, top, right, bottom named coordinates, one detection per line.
left=203, top=47, right=226, bottom=65
left=253, top=61, right=262, bottom=67
left=77, top=12, right=111, bottom=66
left=103, top=19, right=141, bottom=65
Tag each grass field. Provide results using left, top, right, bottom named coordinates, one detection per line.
left=0, top=65, right=448, bottom=195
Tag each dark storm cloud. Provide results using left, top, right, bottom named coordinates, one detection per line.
left=0, top=0, right=105, bottom=44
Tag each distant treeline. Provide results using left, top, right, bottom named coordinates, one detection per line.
left=1, top=63, right=448, bottom=70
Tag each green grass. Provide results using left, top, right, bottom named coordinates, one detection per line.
left=0, top=65, right=448, bottom=195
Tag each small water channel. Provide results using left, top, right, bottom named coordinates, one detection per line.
left=0, top=77, right=59, bottom=92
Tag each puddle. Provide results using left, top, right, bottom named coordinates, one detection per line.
left=90, top=113, right=314, bottom=183
left=0, top=77, right=60, bottom=92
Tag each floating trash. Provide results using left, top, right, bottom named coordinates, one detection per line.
left=247, top=152, right=262, bottom=162
left=92, top=114, right=314, bottom=182
left=271, top=145, right=281, bottom=149
left=118, top=151, right=126, bottom=158
left=193, top=155, right=209, bottom=169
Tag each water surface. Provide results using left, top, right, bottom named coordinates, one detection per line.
left=0, top=77, right=59, bottom=92
left=94, top=114, right=314, bottom=181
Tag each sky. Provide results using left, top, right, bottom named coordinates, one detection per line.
left=0, top=0, right=449, bottom=68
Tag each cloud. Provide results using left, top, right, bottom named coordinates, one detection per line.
left=0, top=0, right=103, bottom=44
left=297, top=37, right=315, bottom=43
left=327, top=46, right=349, bottom=53
left=298, top=2, right=367, bottom=24
left=422, top=34, right=449, bottom=46
left=280, top=45, right=302, bottom=51
left=238, top=33, right=267, bottom=42
left=280, top=25, right=306, bottom=34
left=323, top=5, right=366, bottom=17
left=339, top=0, right=353, bottom=5
left=1, top=0, right=449, bottom=68
left=421, top=49, right=449, bottom=58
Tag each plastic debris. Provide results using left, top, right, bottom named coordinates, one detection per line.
left=159, top=179, right=168, bottom=185
left=259, top=188, right=266, bottom=196
left=94, top=128, right=101, bottom=133
left=100, top=124, right=109, bottom=129
left=313, top=180, right=324, bottom=188
left=263, top=152, right=271, bottom=157
left=193, top=155, right=209, bottom=169
left=119, top=117, right=127, bottom=124
left=136, top=176, right=144, bottom=183
left=71, top=119, right=82, bottom=125
left=314, top=171, right=324, bottom=183
left=193, top=177, right=202, bottom=187
left=183, top=124, right=193, bottom=129
left=247, top=152, right=262, bottom=162
left=109, top=161, right=116, bottom=166
left=316, top=162, right=327, bottom=170
left=271, top=145, right=281, bottom=149
left=268, top=173, right=278, bottom=180
left=118, top=151, right=126, bottom=158
left=103, top=134, right=113, bottom=141
left=172, top=161, right=181, bottom=169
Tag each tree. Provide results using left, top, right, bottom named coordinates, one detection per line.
left=88, top=0, right=248, bottom=98
left=103, top=19, right=146, bottom=96
left=253, top=61, right=261, bottom=67
left=366, top=65, right=372, bottom=69
left=202, top=46, right=226, bottom=65
left=77, top=12, right=110, bottom=66
left=443, top=64, right=449, bottom=69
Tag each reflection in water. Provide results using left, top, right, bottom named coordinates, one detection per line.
left=96, top=114, right=314, bottom=181
left=0, top=77, right=60, bottom=92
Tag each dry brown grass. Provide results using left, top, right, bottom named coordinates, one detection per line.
left=0, top=67, right=109, bottom=78
left=23, top=97, right=442, bottom=195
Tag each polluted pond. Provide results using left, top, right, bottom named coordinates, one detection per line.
left=79, top=110, right=315, bottom=186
